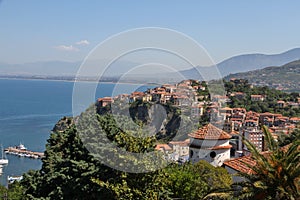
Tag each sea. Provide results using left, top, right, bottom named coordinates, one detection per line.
left=0, top=78, right=152, bottom=185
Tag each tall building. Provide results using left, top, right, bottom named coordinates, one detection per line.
left=238, top=122, right=264, bottom=155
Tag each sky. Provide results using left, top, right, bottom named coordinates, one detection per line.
left=1, top=0, right=300, bottom=65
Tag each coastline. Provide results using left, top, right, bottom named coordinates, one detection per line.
left=0, top=76, right=161, bottom=86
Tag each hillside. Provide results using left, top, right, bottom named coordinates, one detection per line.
left=217, top=48, right=300, bottom=76
left=225, top=60, right=300, bottom=92
left=180, top=48, right=300, bottom=79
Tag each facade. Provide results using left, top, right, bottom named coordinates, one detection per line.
left=169, top=139, right=190, bottom=157
left=189, top=124, right=232, bottom=167
left=239, top=126, right=264, bottom=155
left=251, top=94, right=265, bottom=101
left=97, top=97, right=114, bottom=107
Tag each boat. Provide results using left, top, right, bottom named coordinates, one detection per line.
left=16, top=143, right=27, bottom=150
left=0, top=145, right=8, bottom=165
left=7, top=176, right=23, bottom=184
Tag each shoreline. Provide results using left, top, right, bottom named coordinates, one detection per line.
left=0, top=76, right=161, bottom=86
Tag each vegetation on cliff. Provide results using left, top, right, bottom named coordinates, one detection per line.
left=19, top=106, right=231, bottom=199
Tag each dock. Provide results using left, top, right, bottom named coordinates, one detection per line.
left=4, top=147, right=44, bottom=159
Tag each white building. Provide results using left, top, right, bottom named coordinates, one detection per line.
left=239, top=126, right=264, bottom=155
left=189, top=124, right=232, bottom=167
left=169, top=139, right=190, bottom=157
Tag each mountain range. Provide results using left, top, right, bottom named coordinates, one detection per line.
left=1, top=48, right=300, bottom=79
left=180, top=48, right=300, bottom=79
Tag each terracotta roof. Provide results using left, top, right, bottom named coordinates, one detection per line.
left=245, top=119, right=258, bottom=123
left=169, top=139, right=190, bottom=146
left=251, top=94, right=263, bottom=97
left=224, top=155, right=256, bottom=174
left=209, top=145, right=232, bottom=150
left=231, top=118, right=243, bottom=122
left=155, top=144, right=172, bottom=151
left=97, top=97, right=113, bottom=102
left=131, top=91, right=145, bottom=96
left=221, top=107, right=233, bottom=111
left=188, top=124, right=232, bottom=140
left=225, top=144, right=300, bottom=174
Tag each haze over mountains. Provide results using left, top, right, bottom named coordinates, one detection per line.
left=1, top=48, right=300, bottom=79
left=180, top=48, right=300, bottom=79
left=225, top=60, right=300, bottom=92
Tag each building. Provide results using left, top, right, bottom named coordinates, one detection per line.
left=169, top=139, right=190, bottom=162
left=277, top=100, right=286, bottom=108
left=191, top=103, right=204, bottom=117
left=154, top=144, right=173, bottom=160
left=251, top=94, right=265, bottom=101
left=231, top=92, right=246, bottom=100
left=97, top=97, right=114, bottom=107
left=239, top=126, right=264, bottom=155
left=189, top=124, right=232, bottom=167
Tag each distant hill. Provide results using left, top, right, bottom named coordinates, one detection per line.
left=2, top=48, right=300, bottom=80
left=224, top=60, right=300, bottom=92
left=180, top=48, right=300, bottom=79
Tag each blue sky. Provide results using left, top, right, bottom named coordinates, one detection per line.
left=1, top=0, right=300, bottom=64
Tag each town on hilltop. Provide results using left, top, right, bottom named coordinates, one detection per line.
left=97, top=78, right=300, bottom=178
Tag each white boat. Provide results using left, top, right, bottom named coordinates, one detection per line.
left=17, top=143, right=27, bottom=150
left=7, top=176, right=23, bottom=184
left=0, top=145, right=8, bottom=165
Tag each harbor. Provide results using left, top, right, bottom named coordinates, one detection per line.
left=0, top=144, right=44, bottom=185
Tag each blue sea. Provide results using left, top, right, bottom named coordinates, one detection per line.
left=0, top=78, right=152, bottom=185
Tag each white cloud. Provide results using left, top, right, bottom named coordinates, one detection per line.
left=54, top=45, right=79, bottom=52
left=76, top=40, right=90, bottom=46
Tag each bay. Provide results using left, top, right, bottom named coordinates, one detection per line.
left=0, top=78, right=152, bottom=185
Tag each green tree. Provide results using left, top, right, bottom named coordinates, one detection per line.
left=22, top=117, right=112, bottom=199
left=161, top=161, right=232, bottom=200
left=0, top=182, right=23, bottom=200
left=236, top=126, right=300, bottom=199
left=278, top=129, right=300, bottom=147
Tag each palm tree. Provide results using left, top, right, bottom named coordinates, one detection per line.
left=205, top=125, right=300, bottom=200
left=236, top=126, right=299, bottom=199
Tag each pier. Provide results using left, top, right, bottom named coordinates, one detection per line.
left=4, top=147, right=44, bottom=159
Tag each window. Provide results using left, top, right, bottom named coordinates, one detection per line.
left=190, top=150, right=194, bottom=157
left=210, top=151, right=216, bottom=158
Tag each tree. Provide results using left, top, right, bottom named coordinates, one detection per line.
left=0, top=182, right=23, bottom=200
left=278, top=129, right=300, bottom=147
left=21, top=117, right=112, bottom=199
left=235, top=126, right=300, bottom=199
left=161, top=161, right=232, bottom=200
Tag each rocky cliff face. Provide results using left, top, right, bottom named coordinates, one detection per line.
left=54, top=101, right=193, bottom=142
left=96, top=101, right=189, bottom=141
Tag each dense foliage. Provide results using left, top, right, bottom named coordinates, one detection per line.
left=20, top=107, right=232, bottom=199
left=0, top=182, right=23, bottom=200
left=278, top=128, right=300, bottom=147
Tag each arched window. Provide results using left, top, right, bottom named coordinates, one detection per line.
left=190, top=150, right=194, bottom=157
